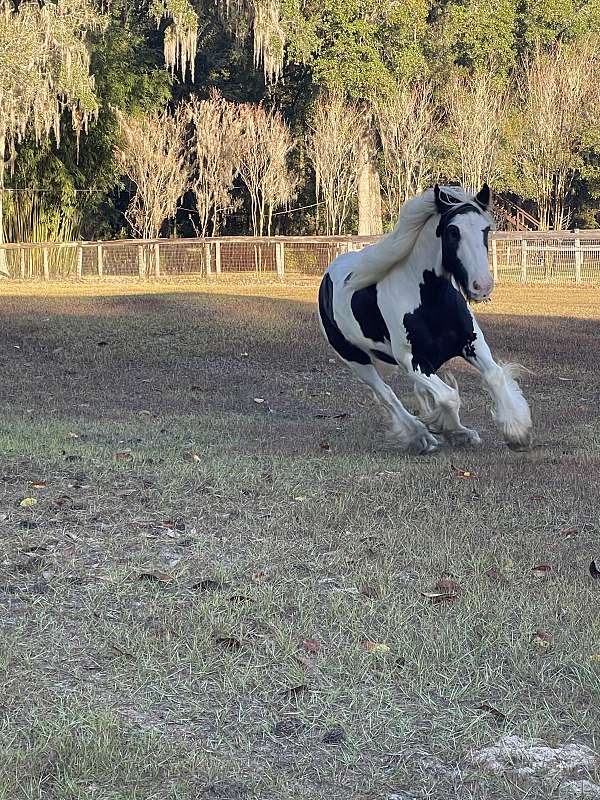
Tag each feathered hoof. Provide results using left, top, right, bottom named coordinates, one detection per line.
left=445, top=428, right=481, bottom=447
left=505, top=427, right=532, bottom=451
left=385, top=428, right=440, bottom=455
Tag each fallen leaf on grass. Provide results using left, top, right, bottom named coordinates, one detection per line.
left=215, top=635, right=241, bottom=651
left=561, top=527, right=578, bottom=539
left=108, top=643, right=135, bottom=659
left=183, top=451, right=201, bottom=463
left=476, top=703, right=507, bottom=721
left=301, top=639, right=320, bottom=654
left=434, top=577, right=462, bottom=595
left=293, top=496, right=307, bottom=502
left=451, top=464, right=476, bottom=479
left=590, top=560, right=600, bottom=578
left=30, top=481, right=47, bottom=489
left=362, top=640, right=391, bottom=653
left=252, top=570, right=266, bottom=584
left=138, top=571, right=173, bottom=584
left=319, top=442, right=331, bottom=451
left=114, top=451, right=132, bottom=462
left=19, top=497, right=37, bottom=507
left=190, top=578, right=222, bottom=591
left=253, top=398, right=265, bottom=404
left=532, top=630, right=552, bottom=649
left=589, top=654, right=600, bottom=662
left=531, top=564, right=552, bottom=578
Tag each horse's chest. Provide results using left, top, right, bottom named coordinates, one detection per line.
left=402, top=271, right=477, bottom=375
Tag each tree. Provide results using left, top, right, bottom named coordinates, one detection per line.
left=115, top=108, right=188, bottom=239
left=186, top=92, right=243, bottom=236
left=443, top=69, right=511, bottom=193
left=0, top=0, right=104, bottom=266
left=375, top=81, right=438, bottom=227
left=237, top=104, right=295, bottom=235
left=307, top=94, right=364, bottom=235
left=517, top=38, right=600, bottom=229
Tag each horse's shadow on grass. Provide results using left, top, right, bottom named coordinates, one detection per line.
left=0, top=291, right=596, bottom=439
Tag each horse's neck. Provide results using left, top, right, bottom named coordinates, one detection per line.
left=383, top=216, right=443, bottom=287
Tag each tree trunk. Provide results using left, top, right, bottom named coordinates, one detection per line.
left=357, top=130, right=383, bottom=236
left=0, top=134, right=8, bottom=277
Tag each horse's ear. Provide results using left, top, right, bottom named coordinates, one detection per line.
left=434, top=184, right=443, bottom=212
left=476, top=183, right=491, bottom=209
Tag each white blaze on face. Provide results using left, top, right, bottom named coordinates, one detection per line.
left=454, top=211, right=494, bottom=300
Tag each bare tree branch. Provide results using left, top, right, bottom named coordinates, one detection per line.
left=307, top=93, right=365, bottom=236
left=518, top=38, right=600, bottom=230
left=375, top=82, right=438, bottom=227
left=115, top=108, right=188, bottom=240
left=237, top=104, right=295, bottom=236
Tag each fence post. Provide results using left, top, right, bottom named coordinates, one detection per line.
left=275, top=241, right=285, bottom=279
left=574, top=231, right=582, bottom=284
left=520, top=238, right=527, bottom=282
left=43, top=246, right=49, bottom=281
left=204, top=242, right=212, bottom=276
left=215, top=241, right=222, bottom=274
left=137, top=244, right=145, bottom=279
left=346, top=240, right=354, bottom=254
left=154, top=242, right=160, bottom=278
left=97, top=243, right=103, bottom=277
left=491, top=237, right=498, bottom=282
left=19, top=247, right=25, bottom=280
left=76, top=245, right=83, bottom=280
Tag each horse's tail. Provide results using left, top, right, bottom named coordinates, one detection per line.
left=345, top=189, right=438, bottom=290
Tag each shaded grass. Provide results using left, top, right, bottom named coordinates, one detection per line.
left=0, top=278, right=599, bottom=799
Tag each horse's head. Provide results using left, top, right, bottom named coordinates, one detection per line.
left=434, top=184, right=494, bottom=302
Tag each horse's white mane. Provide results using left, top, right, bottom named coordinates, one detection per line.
left=344, top=185, right=475, bottom=290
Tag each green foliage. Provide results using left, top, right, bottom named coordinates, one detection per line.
left=282, top=0, right=429, bottom=100
left=6, top=0, right=600, bottom=238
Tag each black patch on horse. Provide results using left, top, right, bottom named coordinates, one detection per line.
left=318, top=274, right=371, bottom=365
left=403, top=270, right=477, bottom=376
left=350, top=284, right=390, bottom=343
left=483, top=226, right=490, bottom=251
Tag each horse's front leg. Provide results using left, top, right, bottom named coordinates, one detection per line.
left=410, top=370, right=482, bottom=447
left=465, top=322, right=532, bottom=450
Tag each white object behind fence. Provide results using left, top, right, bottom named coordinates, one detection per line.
left=1, top=231, right=600, bottom=283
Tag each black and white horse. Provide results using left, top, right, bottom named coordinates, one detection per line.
left=318, top=184, right=532, bottom=454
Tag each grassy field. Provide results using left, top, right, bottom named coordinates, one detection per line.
left=0, top=277, right=599, bottom=800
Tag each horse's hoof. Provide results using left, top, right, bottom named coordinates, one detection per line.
left=505, top=428, right=532, bottom=451
left=408, top=433, right=440, bottom=456
left=446, top=428, right=481, bottom=447
left=507, top=439, right=531, bottom=452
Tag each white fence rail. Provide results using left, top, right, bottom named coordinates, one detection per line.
left=1, top=231, right=600, bottom=284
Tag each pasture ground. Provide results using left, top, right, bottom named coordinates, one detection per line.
left=0, top=278, right=599, bottom=800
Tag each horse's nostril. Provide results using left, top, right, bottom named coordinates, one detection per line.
left=473, top=281, right=481, bottom=291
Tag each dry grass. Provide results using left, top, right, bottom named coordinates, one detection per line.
left=0, top=277, right=599, bottom=800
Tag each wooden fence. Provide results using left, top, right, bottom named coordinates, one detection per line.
left=1, top=231, right=600, bottom=283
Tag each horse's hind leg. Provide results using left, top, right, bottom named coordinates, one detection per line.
left=348, top=361, right=439, bottom=455
left=411, top=371, right=482, bottom=447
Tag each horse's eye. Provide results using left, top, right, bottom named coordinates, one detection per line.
left=447, top=225, right=460, bottom=241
